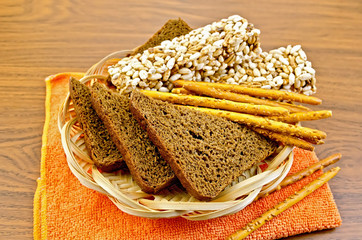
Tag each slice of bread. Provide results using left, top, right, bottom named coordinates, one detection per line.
left=130, top=90, right=277, bottom=201
left=90, top=82, right=176, bottom=194
left=69, top=77, right=126, bottom=172
left=132, top=18, right=192, bottom=55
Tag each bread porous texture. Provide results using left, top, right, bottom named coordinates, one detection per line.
left=68, top=77, right=126, bottom=172
left=90, top=82, right=176, bottom=194
left=130, top=90, right=277, bottom=200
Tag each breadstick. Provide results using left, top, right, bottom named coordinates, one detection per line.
left=273, top=101, right=311, bottom=113
left=270, top=110, right=332, bottom=123
left=254, top=123, right=325, bottom=145
left=233, top=81, right=263, bottom=88
left=175, top=80, right=322, bottom=105
left=171, top=88, right=193, bottom=95
left=175, top=81, right=310, bottom=113
left=257, top=153, right=341, bottom=199
left=280, top=153, right=341, bottom=188
left=251, top=127, right=315, bottom=151
left=227, top=167, right=340, bottom=240
left=187, top=106, right=327, bottom=141
left=141, top=90, right=289, bottom=116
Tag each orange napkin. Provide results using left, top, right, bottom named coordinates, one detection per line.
left=33, top=73, right=341, bottom=240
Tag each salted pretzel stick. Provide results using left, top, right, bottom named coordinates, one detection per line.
left=270, top=110, right=332, bottom=123
left=251, top=127, right=315, bottom=151
left=174, top=81, right=310, bottom=113
left=141, top=90, right=288, bottom=116
left=175, top=80, right=322, bottom=105
left=227, top=167, right=340, bottom=240
left=188, top=106, right=327, bottom=141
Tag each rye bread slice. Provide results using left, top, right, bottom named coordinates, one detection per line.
left=68, top=77, right=126, bottom=172
left=130, top=90, right=277, bottom=201
left=90, top=82, right=176, bottom=194
left=132, top=18, right=192, bottom=55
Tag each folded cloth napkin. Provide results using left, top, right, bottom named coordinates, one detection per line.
left=33, top=73, right=341, bottom=240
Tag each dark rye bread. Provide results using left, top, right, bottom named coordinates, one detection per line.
left=90, top=82, right=176, bottom=194
left=130, top=90, right=277, bottom=201
left=132, top=18, right=192, bottom=55
left=68, top=77, right=126, bottom=172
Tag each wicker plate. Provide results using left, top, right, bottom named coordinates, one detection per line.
left=58, top=50, right=294, bottom=220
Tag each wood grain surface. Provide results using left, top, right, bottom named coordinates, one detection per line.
left=0, top=0, right=361, bottom=239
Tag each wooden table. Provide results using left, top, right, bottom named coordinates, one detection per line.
left=1, top=0, right=361, bottom=239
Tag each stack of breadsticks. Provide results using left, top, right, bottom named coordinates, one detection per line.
left=140, top=80, right=332, bottom=151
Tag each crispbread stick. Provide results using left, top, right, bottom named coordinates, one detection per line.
left=227, top=167, right=340, bottom=240
left=187, top=106, right=327, bottom=141
left=141, top=90, right=289, bottom=116
left=174, top=80, right=322, bottom=105
left=174, top=81, right=310, bottom=113
left=270, top=110, right=332, bottom=123
left=251, top=127, right=315, bottom=151
left=171, top=88, right=193, bottom=95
